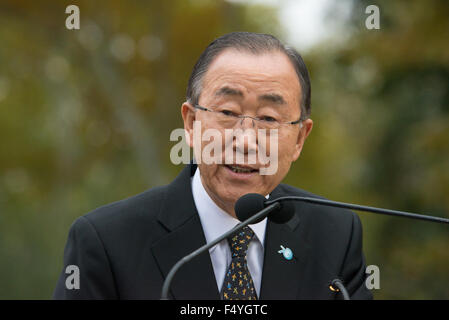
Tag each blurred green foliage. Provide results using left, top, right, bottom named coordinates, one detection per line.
left=0, top=0, right=447, bottom=299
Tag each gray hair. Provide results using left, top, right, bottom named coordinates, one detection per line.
left=186, top=32, right=311, bottom=120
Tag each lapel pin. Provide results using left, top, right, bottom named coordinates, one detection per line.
left=278, top=245, right=293, bottom=260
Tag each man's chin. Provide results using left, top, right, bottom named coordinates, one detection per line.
left=218, top=188, right=263, bottom=207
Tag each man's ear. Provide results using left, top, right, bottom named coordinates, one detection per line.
left=181, top=102, right=196, bottom=147
left=291, top=118, right=313, bottom=161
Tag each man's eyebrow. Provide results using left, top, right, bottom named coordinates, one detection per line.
left=258, top=93, right=286, bottom=105
left=214, top=87, right=286, bottom=105
left=214, top=86, right=244, bottom=98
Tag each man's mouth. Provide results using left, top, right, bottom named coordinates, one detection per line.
left=225, top=164, right=259, bottom=174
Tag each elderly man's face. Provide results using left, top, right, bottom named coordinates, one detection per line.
left=182, top=49, right=313, bottom=217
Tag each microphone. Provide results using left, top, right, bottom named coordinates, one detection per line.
left=160, top=193, right=294, bottom=300
left=235, top=193, right=295, bottom=224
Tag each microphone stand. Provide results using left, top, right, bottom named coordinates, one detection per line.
left=160, top=202, right=281, bottom=300
left=329, top=279, right=351, bottom=300
left=265, top=196, right=449, bottom=224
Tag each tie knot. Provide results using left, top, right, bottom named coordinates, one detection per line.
left=227, top=226, right=255, bottom=257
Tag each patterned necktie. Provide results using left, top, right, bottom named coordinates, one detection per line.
left=220, top=226, right=258, bottom=300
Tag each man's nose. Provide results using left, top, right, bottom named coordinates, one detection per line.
left=239, top=116, right=255, bottom=129
left=234, top=126, right=258, bottom=155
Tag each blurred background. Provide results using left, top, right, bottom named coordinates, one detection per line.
left=0, top=0, right=448, bottom=299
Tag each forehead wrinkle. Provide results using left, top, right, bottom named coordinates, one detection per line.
left=202, top=60, right=301, bottom=107
left=207, top=74, right=290, bottom=99
left=206, top=67, right=286, bottom=87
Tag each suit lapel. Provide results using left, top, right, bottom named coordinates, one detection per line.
left=259, top=186, right=311, bottom=300
left=151, top=164, right=220, bottom=300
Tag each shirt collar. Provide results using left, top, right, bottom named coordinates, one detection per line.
left=191, top=168, right=267, bottom=251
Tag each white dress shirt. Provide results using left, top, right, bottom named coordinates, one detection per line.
left=191, top=168, right=267, bottom=297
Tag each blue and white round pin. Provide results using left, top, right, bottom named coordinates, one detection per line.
left=283, top=248, right=293, bottom=260
left=278, top=245, right=293, bottom=260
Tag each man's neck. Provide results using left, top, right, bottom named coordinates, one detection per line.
left=199, top=174, right=237, bottom=218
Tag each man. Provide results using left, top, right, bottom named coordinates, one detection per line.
left=53, top=32, right=372, bottom=299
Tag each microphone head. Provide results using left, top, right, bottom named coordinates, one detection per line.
left=268, top=200, right=295, bottom=224
left=235, top=194, right=296, bottom=225
left=235, top=193, right=266, bottom=224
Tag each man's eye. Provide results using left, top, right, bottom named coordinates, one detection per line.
left=260, top=116, right=277, bottom=122
left=221, top=110, right=236, bottom=117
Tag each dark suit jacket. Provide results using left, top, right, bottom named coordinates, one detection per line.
left=53, top=163, right=372, bottom=299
